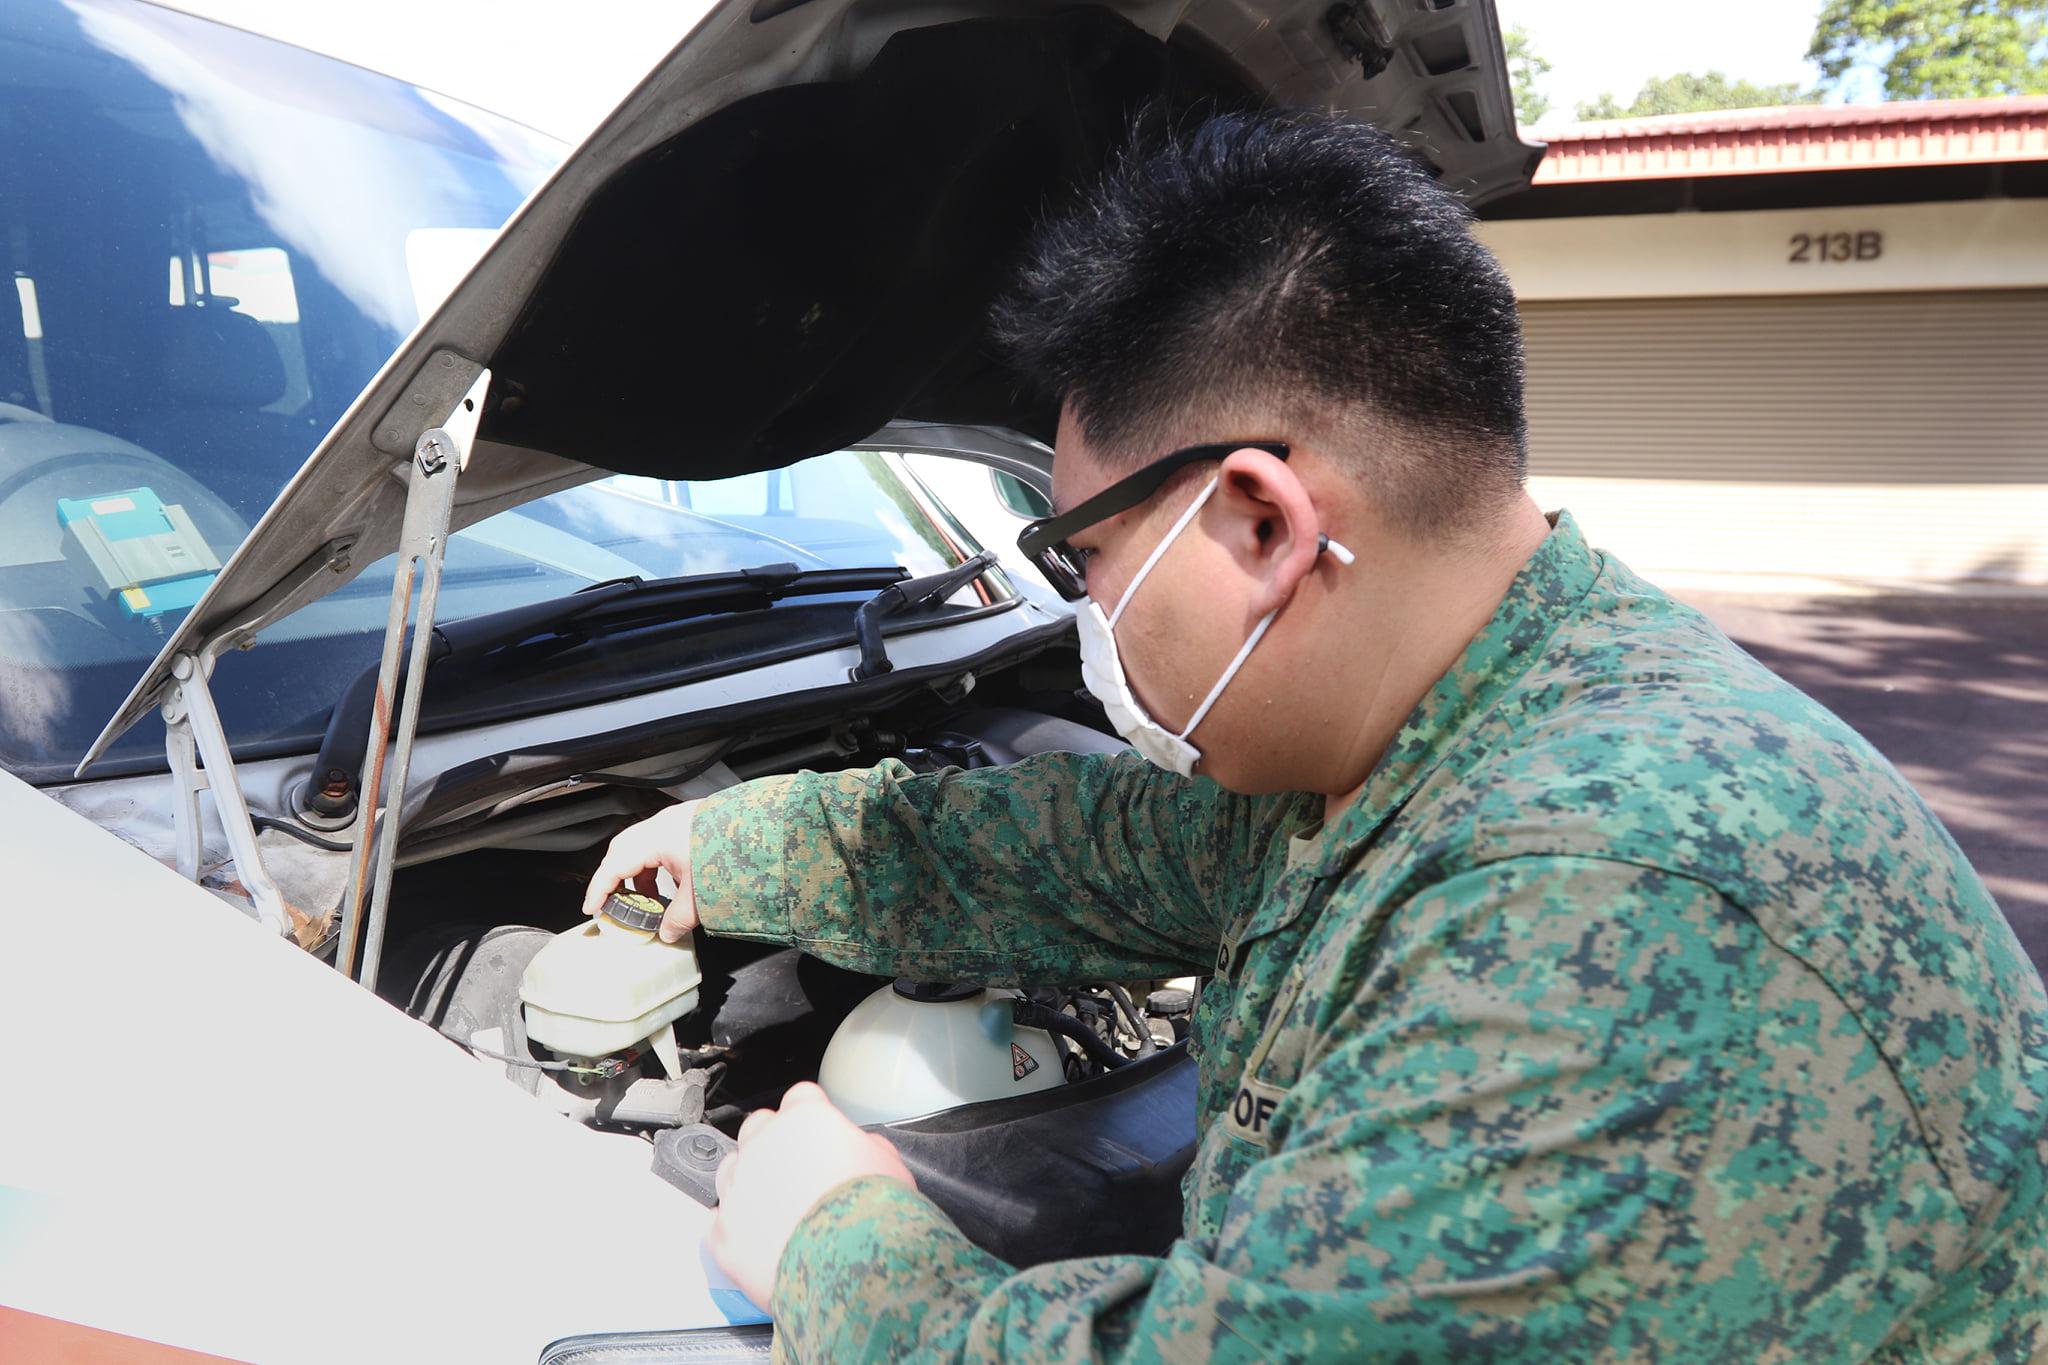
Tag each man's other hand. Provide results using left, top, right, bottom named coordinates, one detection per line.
left=581, top=801, right=700, bottom=942
left=709, top=1082, right=917, bottom=1307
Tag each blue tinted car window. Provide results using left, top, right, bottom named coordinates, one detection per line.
left=0, top=1, right=997, bottom=782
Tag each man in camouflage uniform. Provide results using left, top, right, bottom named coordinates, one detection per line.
left=586, top=112, right=2048, bottom=1361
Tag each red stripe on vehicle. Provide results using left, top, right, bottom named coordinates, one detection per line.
left=0, top=1304, right=252, bottom=1364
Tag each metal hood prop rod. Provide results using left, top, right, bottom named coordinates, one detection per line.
left=160, top=653, right=292, bottom=936
left=334, top=371, right=490, bottom=992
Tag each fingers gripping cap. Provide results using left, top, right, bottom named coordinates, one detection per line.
left=600, top=890, right=668, bottom=932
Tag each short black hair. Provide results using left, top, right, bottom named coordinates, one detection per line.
left=994, top=110, right=1527, bottom=534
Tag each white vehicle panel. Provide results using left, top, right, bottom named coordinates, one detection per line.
left=0, top=770, right=744, bottom=1362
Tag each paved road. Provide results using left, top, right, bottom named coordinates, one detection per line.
left=1681, top=591, right=2048, bottom=980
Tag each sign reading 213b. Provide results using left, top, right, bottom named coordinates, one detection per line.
left=1789, top=230, right=1884, bottom=263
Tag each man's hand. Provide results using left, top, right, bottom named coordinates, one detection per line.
left=581, top=801, right=701, bottom=942
left=709, top=1082, right=917, bottom=1307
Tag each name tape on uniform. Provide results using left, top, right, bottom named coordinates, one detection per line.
left=1225, top=1073, right=1287, bottom=1148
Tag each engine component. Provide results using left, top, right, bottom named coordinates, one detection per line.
left=1013, top=998, right=1129, bottom=1073
left=598, top=1071, right=712, bottom=1129
left=1145, top=987, right=1192, bottom=1017
left=519, top=893, right=702, bottom=1075
left=817, top=979, right=1062, bottom=1125
left=1106, top=983, right=1155, bottom=1057
left=594, top=889, right=666, bottom=932
left=919, top=706, right=1128, bottom=767
left=651, top=1122, right=737, bottom=1207
left=1146, top=985, right=1194, bottom=1044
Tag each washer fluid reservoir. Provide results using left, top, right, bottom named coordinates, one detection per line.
left=818, top=980, right=1063, bottom=1125
left=519, top=893, right=701, bottom=1062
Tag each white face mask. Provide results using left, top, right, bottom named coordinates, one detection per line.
left=1074, top=476, right=1354, bottom=777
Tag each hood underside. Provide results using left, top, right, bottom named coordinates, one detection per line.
left=83, top=0, right=1539, bottom=770
left=489, top=4, right=1539, bottom=474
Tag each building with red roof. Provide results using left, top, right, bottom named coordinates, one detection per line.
left=1474, top=97, right=2048, bottom=589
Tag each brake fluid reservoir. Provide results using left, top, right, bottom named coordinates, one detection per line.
left=818, top=981, right=1063, bottom=1126
left=519, top=893, right=701, bottom=1063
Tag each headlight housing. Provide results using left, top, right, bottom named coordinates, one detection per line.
left=538, top=1324, right=774, bottom=1363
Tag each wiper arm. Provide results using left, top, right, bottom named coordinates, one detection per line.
left=437, top=562, right=907, bottom=656
left=851, top=552, right=1000, bottom=681
left=303, top=563, right=908, bottom=821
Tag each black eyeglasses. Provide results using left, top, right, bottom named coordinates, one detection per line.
left=1016, top=441, right=1290, bottom=600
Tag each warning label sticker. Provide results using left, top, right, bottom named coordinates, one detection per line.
left=1011, top=1042, right=1039, bottom=1081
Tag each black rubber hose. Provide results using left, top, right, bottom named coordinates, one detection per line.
left=703, top=1103, right=749, bottom=1132
left=1107, top=983, right=1156, bottom=1057
left=1013, top=1000, right=1128, bottom=1071
left=438, top=1029, right=609, bottom=1075
left=304, top=625, right=452, bottom=819
left=250, top=813, right=354, bottom=852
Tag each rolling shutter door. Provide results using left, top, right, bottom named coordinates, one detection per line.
left=1518, top=290, right=2048, bottom=586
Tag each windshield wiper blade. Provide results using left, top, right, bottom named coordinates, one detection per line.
left=851, top=551, right=1000, bottom=681
left=304, top=563, right=908, bottom=820
left=438, top=562, right=908, bottom=656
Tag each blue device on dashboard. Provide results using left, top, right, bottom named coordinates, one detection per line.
left=56, top=487, right=221, bottom=619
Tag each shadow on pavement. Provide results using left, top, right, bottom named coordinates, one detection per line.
left=1681, top=592, right=2048, bottom=981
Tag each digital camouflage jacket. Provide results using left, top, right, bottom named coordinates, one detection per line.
left=688, top=511, right=2048, bottom=1363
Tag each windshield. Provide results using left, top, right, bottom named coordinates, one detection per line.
left=0, top=1, right=1002, bottom=783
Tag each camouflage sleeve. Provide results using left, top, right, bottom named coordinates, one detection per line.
left=687, top=751, right=1300, bottom=982
left=764, top=856, right=1903, bottom=1363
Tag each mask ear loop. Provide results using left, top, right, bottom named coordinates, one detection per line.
left=1175, top=530, right=1356, bottom=742
left=1176, top=612, right=1276, bottom=741
left=1106, top=477, right=1222, bottom=629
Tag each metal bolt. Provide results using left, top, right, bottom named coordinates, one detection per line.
left=320, top=769, right=351, bottom=800
left=417, top=435, right=448, bottom=473
left=170, top=655, right=194, bottom=680
left=688, top=1133, right=721, bottom=1163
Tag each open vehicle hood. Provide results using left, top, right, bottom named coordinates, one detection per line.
left=82, top=0, right=1539, bottom=772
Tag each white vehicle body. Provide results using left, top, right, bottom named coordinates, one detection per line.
left=0, top=769, right=759, bottom=1362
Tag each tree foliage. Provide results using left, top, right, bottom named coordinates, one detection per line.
left=1505, top=24, right=1551, bottom=126
left=1576, top=70, right=1823, bottom=120
left=1810, top=0, right=2048, bottom=98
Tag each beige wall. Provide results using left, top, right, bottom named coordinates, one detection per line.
left=1533, top=478, right=2048, bottom=590
left=1476, top=197, right=2048, bottom=589
left=1473, top=198, right=2048, bottom=302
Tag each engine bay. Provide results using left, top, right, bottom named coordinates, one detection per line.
left=366, top=664, right=1204, bottom=1266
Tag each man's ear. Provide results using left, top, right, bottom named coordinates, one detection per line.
left=1213, top=446, right=1323, bottom=616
